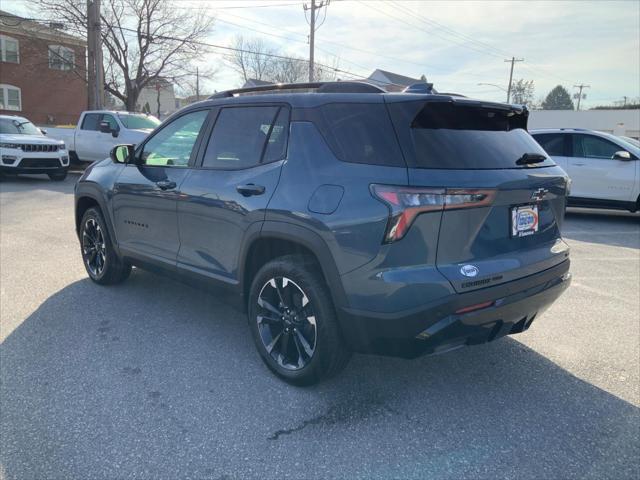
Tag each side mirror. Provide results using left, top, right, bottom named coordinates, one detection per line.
left=40, top=128, right=47, bottom=135
left=110, top=144, right=135, bottom=164
left=613, top=150, right=632, bottom=161
left=99, top=121, right=112, bottom=134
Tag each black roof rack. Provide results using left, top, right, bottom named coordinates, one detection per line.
left=208, top=81, right=385, bottom=99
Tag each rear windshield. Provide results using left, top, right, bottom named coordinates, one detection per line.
left=389, top=101, right=556, bottom=169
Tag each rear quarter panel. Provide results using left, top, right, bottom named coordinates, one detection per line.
left=265, top=121, right=407, bottom=275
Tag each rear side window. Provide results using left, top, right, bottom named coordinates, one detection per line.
left=81, top=113, right=101, bottom=131
left=310, top=103, right=405, bottom=167
left=533, top=133, right=565, bottom=156
left=388, top=101, right=555, bottom=169
left=202, top=106, right=286, bottom=169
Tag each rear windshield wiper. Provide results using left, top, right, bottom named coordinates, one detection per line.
left=516, top=153, right=547, bottom=165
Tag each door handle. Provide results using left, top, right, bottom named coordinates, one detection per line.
left=572, top=163, right=585, bottom=166
left=236, top=184, right=266, bottom=197
left=156, top=180, right=177, bottom=190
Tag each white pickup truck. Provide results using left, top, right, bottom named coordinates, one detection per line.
left=46, top=110, right=160, bottom=163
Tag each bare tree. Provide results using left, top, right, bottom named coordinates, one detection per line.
left=510, top=79, right=535, bottom=106
left=228, top=35, right=276, bottom=83
left=37, top=0, right=215, bottom=110
left=228, top=35, right=339, bottom=85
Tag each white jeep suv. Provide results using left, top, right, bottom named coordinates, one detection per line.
left=0, top=115, right=69, bottom=181
left=532, top=128, right=639, bottom=212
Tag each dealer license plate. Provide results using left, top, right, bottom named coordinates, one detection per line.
left=511, top=205, right=539, bottom=238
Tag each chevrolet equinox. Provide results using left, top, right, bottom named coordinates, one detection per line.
left=74, top=81, right=572, bottom=384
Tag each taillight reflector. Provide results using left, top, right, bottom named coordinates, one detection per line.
left=371, top=184, right=496, bottom=243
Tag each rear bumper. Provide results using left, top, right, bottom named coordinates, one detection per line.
left=338, top=259, right=571, bottom=358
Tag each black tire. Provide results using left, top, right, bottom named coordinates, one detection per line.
left=48, top=171, right=68, bottom=181
left=80, top=207, right=131, bottom=285
left=248, top=254, right=351, bottom=385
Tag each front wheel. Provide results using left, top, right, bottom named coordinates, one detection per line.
left=80, top=207, right=131, bottom=285
left=248, top=255, right=351, bottom=385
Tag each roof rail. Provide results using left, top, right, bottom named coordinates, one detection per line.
left=208, top=81, right=385, bottom=99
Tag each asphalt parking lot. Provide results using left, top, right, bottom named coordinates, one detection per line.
left=1, top=173, right=639, bottom=480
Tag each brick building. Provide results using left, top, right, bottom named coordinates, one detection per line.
left=0, top=10, right=87, bottom=124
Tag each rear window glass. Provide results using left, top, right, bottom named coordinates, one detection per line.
left=389, top=102, right=555, bottom=169
left=310, top=103, right=405, bottom=167
left=533, top=133, right=565, bottom=156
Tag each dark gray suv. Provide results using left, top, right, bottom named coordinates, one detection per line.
left=75, top=82, right=572, bottom=384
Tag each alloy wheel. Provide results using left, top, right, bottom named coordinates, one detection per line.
left=256, top=276, right=317, bottom=370
left=82, top=218, right=106, bottom=277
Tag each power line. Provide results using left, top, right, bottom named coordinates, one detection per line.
left=385, top=0, right=513, bottom=58
left=354, top=0, right=504, bottom=59
left=217, top=10, right=448, bottom=73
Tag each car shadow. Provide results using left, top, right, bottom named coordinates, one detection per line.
left=563, top=208, right=639, bottom=248
left=1, top=269, right=638, bottom=479
left=0, top=172, right=79, bottom=195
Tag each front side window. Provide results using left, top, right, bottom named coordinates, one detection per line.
left=48, top=45, right=75, bottom=71
left=140, top=109, right=209, bottom=167
left=101, top=114, right=119, bottom=132
left=0, top=35, right=19, bottom=63
left=81, top=113, right=101, bottom=131
left=0, top=84, right=21, bottom=111
left=202, top=106, right=284, bottom=169
left=533, top=133, right=566, bottom=156
left=573, top=134, right=621, bottom=159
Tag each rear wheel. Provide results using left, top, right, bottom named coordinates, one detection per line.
left=248, top=255, right=351, bottom=385
left=80, top=207, right=131, bottom=284
left=48, top=171, right=67, bottom=181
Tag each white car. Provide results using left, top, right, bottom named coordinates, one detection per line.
left=0, top=115, right=69, bottom=181
left=531, top=128, right=639, bottom=212
left=46, top=111, right=160, bottom=163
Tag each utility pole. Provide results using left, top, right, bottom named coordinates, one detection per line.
left=304, top=0, right=328, bottom=82
left=573, top=84, right=590, bottom=110
left=87, top=0, right=103, bottom=109
left=196, top=67, right=200, bottom=102
left=504, top=57, right=524, bottom=103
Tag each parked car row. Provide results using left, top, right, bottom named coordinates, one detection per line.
left=1, top=111, right=159, bottom=181
left=45, top=111, right=159, bottom=163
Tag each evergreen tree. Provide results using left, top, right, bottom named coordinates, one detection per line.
left=542, top=85, right=575, bottom=110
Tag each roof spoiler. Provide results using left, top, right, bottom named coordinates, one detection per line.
left=209, top=81, right=386, bottom=99
left=403, top=82, right=438, bottom=94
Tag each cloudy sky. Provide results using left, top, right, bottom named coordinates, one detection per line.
left=8, top=0, right=640, bottom=107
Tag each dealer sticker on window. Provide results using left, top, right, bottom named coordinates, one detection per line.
left=511, top=205, right=539, bottom=237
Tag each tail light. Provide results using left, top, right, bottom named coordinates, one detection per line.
left=371, top=184, right=496, bottom=243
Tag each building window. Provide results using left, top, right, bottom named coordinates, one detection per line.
left=0, top=35, right=19, bottom=63
left=0, top=84, right=22, bottom=111
left=48, top=45, right=75, bottom=71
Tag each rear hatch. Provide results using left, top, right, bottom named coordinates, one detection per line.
left=386, top=97, right=570, bottom=293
